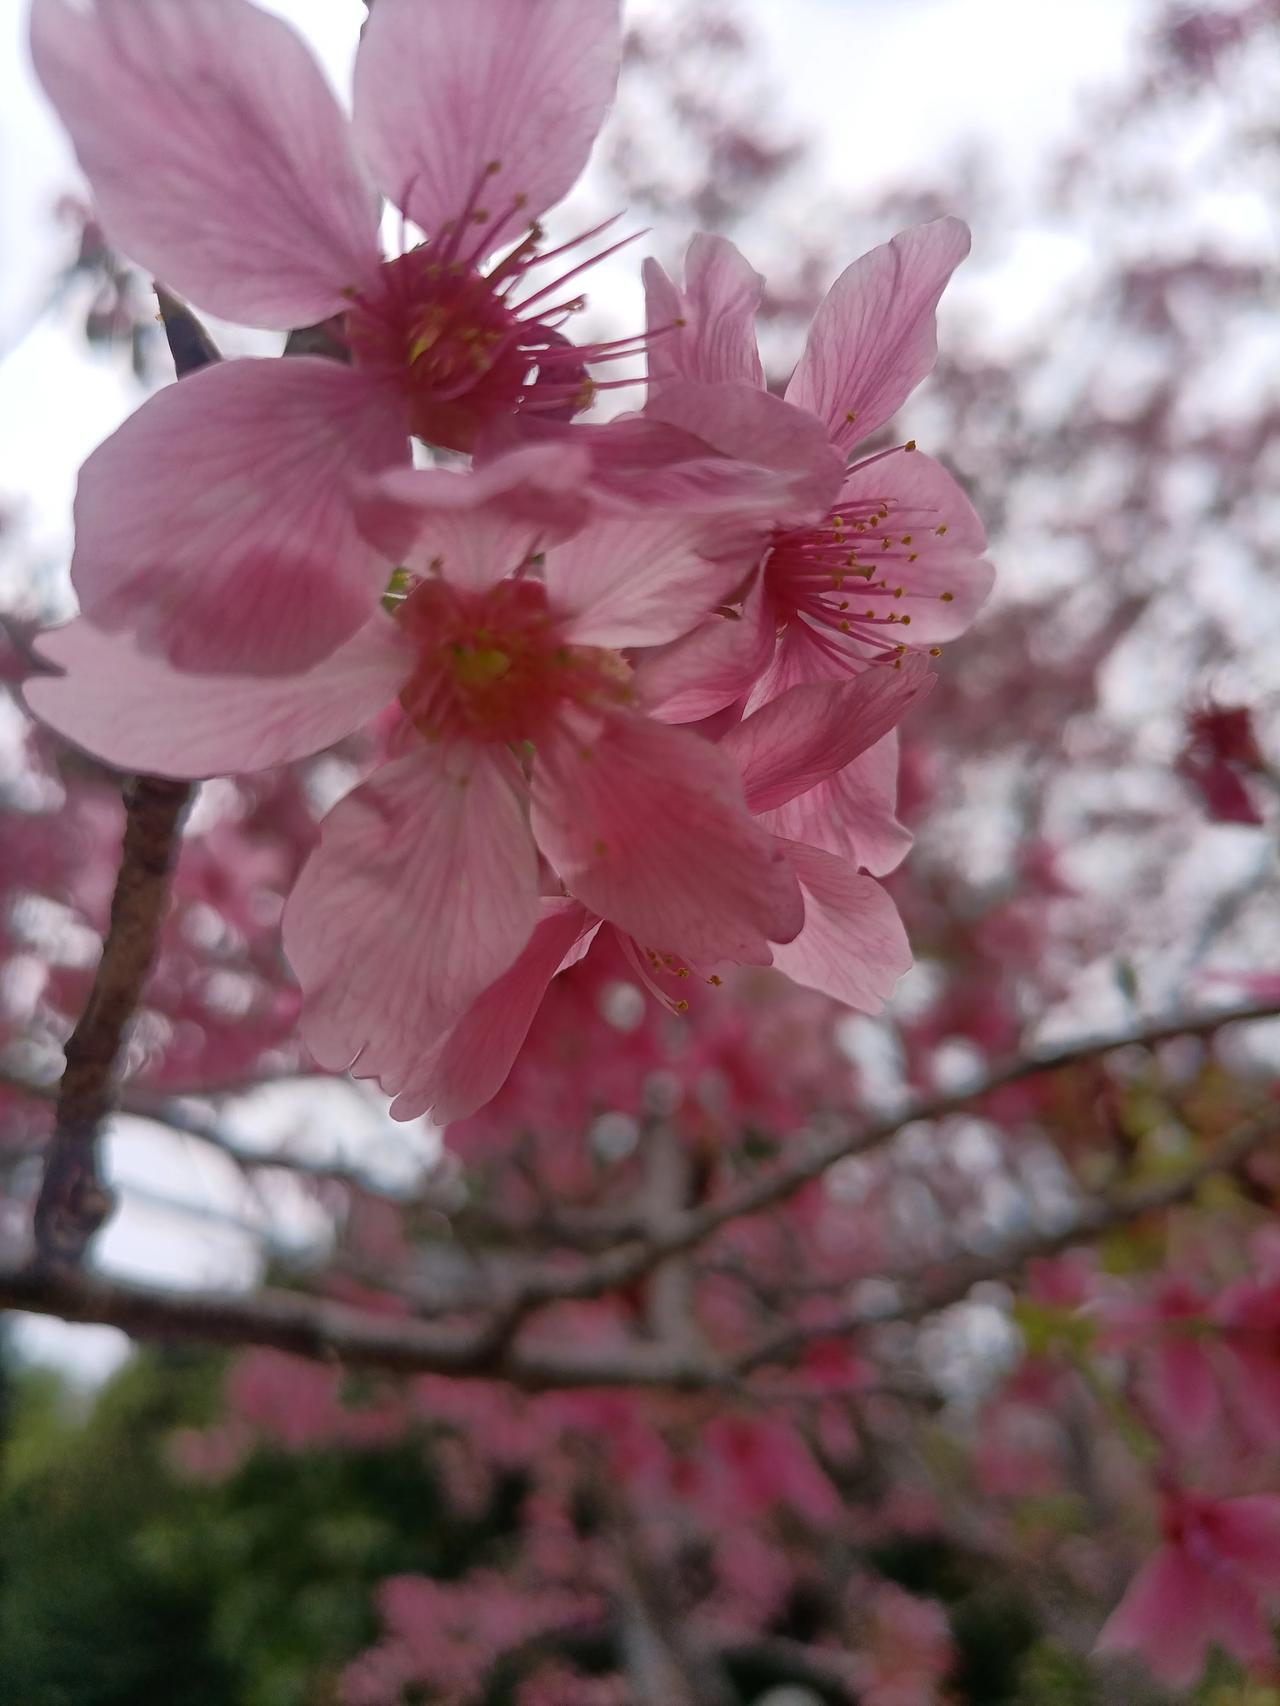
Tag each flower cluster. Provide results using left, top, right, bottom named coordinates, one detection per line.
left=25, top=0, right=991, bottom=1122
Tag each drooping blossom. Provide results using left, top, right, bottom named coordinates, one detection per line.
left=1178, top=700, right=1269, bottom=825
left=1096, top=1488, right=1280, bottom=1685
left=637, top=222, right=995, bottom=874
left=31, top=0, right=645, bottom=674
left=25, top=449, right=807, bottom=1108
left=375, top=658, right=930, bottom=1122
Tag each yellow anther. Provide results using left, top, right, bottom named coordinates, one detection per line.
left=940, top=591, right=954, bottom=602
left=929, top=647, right=942, bottom=656
left=845, top=409, right=857, bottom=423
left=908, top=553, right=919, bottom=563
left=893, top=586, right=904, bottom=598
left=901, top=535, right=912, bottom=545
left=905, top=439, right=917, bottom=451
left=708, top=974, right=723, bottom=987
left=936, top=523, right=948, bottom=535
left=485, top=159, right=503, bottom=174
left=900, top=614, right=911, bottom=625
left=675, top=999, right=689, bottom=1014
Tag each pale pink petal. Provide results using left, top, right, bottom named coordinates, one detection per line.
left=31, top=0, right=380, bottom=329
left=1203, top=1573, right=1276, bottom=1669
left=352, top=0, right=621, bottom=237
left=785, top=218, right=971, bottom=455
left=24, top=615, right=410, bottom=777
left=72, top=358, right=409, bottom=675
left=502, top=414, right=815, bottom=525
left=721, top=658, right=933, bottom=814
left=355, top=445, right=593, bottom=592
left=643, top=234, right=764, bottom=393
left=770, top=841, right=910, bottom=1012
left=531, top=711, right=804, bottom=965
left=1149, top=1340, right=1220, bottom=1450
left=1095, top=1550, right=1213, bottom=1687
left=646, top=382, right=844, bottom=525
left=1212, top=1496, right=1280, bottom=1585
left=836, top=449, right=994, bottom=641
left=388, top=903, right=600, bottom=1123
left=635, top=580, right=776, bottom=723
left=758, top=734, right=913, bottom=877
left=542, top=512, right=747, bottom=648
left=284, top=747, right=540, bottom=1083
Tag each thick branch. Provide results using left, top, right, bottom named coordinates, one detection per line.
left=0, top=1263, right=720, bottom=1391
left=31, top=293, right=216, bottom=1268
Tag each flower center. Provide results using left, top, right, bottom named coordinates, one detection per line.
left=344, top=202, right=658, bottom=452
left=396, top=577, right=631, bottom=745
left=764, top=497, right=918, bottom=657
left=346, top=248, right=533, bottom=451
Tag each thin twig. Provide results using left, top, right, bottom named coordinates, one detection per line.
left=503, top=999, right=1280, bottom=1313
left=733, top=1101, right=1280, bottom=1374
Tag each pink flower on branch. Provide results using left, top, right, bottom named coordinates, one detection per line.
left=378, top=659, right=931, bottom=1124
left=1097, top=1488, right=1280, bottom=1686
left=27, top=449, right=810, bottom=1108
left=31, top=0, right=644, bottom=673
left=636, top=221, right=995, bottom=873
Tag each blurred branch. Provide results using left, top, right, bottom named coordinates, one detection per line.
left=30, top=292, right=215, bottom=1269
left=506, top=997, right=1280, bottom=1310
left=734, top=1098, right=1280, bottom=1375
left=0, top=1263, right=718, bottom=1391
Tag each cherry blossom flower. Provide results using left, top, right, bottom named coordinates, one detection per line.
left=379, top=660, right=930, bottom=1123
left=31, top=0, right=638, bottom=674
left=1097, top=1488, right=1280, bottom=1685
left=25, top=449, right=805, bottom=1099
left=637, top=222, right=995, bottom=874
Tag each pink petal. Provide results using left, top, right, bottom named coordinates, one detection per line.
left=1211, top=1496, right=1280, bottom=1586
left=643, top=234, right=764, bottom=393
left=352, top=0, right=621, bottom=237
left=1203, top=1572, right=1277, bottom=1670
left=635, top=580, right=776, bottom=724
left=836, top=449, right=994, bottom=641
left=785, top=218, right=971, bottom=455
left=31, top=0, right=380, bottom=330
left=721, top=658, right=933, bottom=814
left=769, top=841, right=911, bottom=1012
left=388, top=903, right=600, bottom=1123
left=283, top=747, right=540, bottom=1085
left=24, top=615, right=410, bottom=777
left=646, top=382, right=844, bottom=525
left=355, top=445, right=593, bottom=592
left=1148, top=1340, right=1220, bottom=1450
left=1095, top=1549, right=1213, bottom=1687
left=757, top=734, right=913, bottom=878
left=531, top=710, right=804, bottom=966
left=72, top=358, right=409, bottom=675
left=543, top=512, right=747, bottom=649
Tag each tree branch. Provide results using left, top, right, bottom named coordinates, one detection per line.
left=733, top=1099, right=1280, bottom=1375
left=31, top=292, right=216, bottom=1269
left=0, top=1263, right=720, bottom=1391
left=508, top=998, right=1280, bottom=1311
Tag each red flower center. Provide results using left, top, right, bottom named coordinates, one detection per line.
left=347, top=249, right=534, bottom=452
left=396, top=578, right=630, bottom=745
